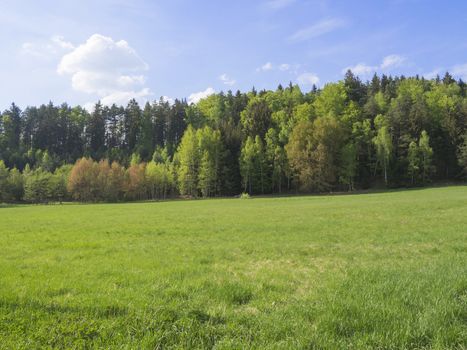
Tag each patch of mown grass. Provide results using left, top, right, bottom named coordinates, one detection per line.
left=0, top=186, right=466, bottom=348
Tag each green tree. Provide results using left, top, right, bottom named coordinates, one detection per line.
left=240, top=137, right=256, bottom=194
left=146, top=160, right=174, bottom=200
left=339, top=143, right=357, bottom=191
left=39, top=150, right=54, bottom=172
left=177, top=126, right=199, bottom=196
left=152, top=146, right=169, bottom=164
left=2, top=103, right=22, bottom=151
left=286, top=117, right=343, bottom=192
left=241, top=97, right=272, bottom=138
left=48, top=165, right=71, bottom=202
left=137, top=102, right=155, bottom=160
left=418, top=130, right=434, bottom=183
left=197, top=126, right=223, bottom=197
left=198, top=151, right=216, bottom=197
left=0, top=161, right=10, bottom=201
left=314, top=82, right=347, bottom=118
left=7, top=168, right=24, bottom=201
left=407, top=141, right=420, bottom=185
left=458, top=132, right=467, bottom=177
left=253, top=135, right=268, bottom=194
left=87, top=102, right=106, bottom=158
left=373, top=115, right=393, bottom=185
left=124, top=99, right=142, bottom=153
left=24, top=169, right=52, bottom=203
left=265, top=129, right=287, bottom=193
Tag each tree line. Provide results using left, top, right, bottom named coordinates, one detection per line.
left=0, top=71, right=466, bottom=202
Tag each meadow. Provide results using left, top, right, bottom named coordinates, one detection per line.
left=0, top=186, right=466, bottom=349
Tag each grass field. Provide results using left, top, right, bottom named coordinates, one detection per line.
left=0, top=186, right=466, bottom=349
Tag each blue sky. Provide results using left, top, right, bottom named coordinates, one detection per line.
left=1, top=0, right=467, bottom=109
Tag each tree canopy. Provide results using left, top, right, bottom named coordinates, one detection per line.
left=0, top=72, right=466, bottom=202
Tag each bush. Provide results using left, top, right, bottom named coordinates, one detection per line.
left=239, top=192, right=251, bottom=199
left=24, top=168, right=52, bottom=203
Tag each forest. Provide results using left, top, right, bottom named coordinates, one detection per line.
left=0, top=71, right=466, bottom=203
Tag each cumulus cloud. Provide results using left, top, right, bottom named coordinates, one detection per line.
left=219, top=73, right=236, bottom=86
left=343, top=54, right=406, bottom=76
left=58, top=34, right=151, bottom=106
left=188, top=87, right=215, bottom=104
left=297, top=72, right=320, bottom=85
left=288, top=18, right=346, bottom=42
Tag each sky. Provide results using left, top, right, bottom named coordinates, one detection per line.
left=1, top=0, right=467, bottom=110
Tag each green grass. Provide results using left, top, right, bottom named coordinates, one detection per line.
left=0, top=186, right=466, bottom=349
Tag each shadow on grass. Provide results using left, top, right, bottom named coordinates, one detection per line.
left=0, top=203, right=21, bottom=209
left=1, top=182, right=466, bottom=208
left=248, top=182, right=467, bottom=200
left=0, top=298, right=128, bottom=318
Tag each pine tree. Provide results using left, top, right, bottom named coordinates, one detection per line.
left=87, top=102, right=106, bottom=158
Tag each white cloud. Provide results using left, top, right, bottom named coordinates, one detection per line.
left=58, top=34, right=151, bottom=106
left=257, top=62, right=294, bottom=72
left=83, top=102, right=97, bottom=112
left=452, top=63, right=467, bottom=80
left=83, top=88, right=153, bottom=112
left=264, top=0, right=295, bottom=10
left=343, top=54, right=406, bottom=76
left=58, top=34, right=148, bottom=75
left=51, top=35, right=74, bottom=50
left=100, top=88, right=152, bottom=106
left=161, top=96, right=174, bottom=104
left=422, top=68, right=442, bottom=80
left=297, top=72, right=320, bottom=85
left=423, top=63, right=467, bottom=81
left=257, top=62, right=273, bottom=72
left=381, top=54, right=405, bottom=69
left=21, top=35, right=74, bottom=58
left=342, top=63, right=377, bottom=75
left=288, top=18, right=346, bottom=42
left=219, top=73, right=236, bottom=86
left=188, top=87, right=215, bottom=104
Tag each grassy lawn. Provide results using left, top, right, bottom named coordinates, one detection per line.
left=0, top=186, right=466, bottom=349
